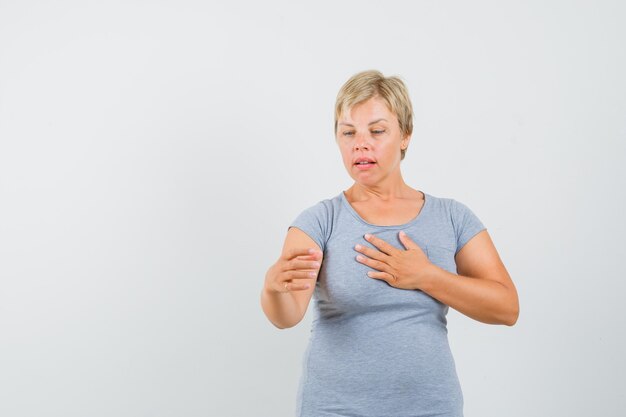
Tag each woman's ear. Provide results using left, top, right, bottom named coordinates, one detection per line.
left=401, top=134, right=411, bottom=150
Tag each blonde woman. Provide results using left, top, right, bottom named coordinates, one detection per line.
left=261, top=70, right=519, bottom=417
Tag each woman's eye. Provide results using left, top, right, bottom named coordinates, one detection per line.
left=371, top=129, right=385, bottom=135
left=343, top=131, right=355, bottom=137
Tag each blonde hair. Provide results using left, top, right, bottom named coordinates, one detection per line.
left=335, top=70, right=414, bottom=160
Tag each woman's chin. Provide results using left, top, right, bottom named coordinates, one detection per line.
left=349, top=173, right=379, bottom=186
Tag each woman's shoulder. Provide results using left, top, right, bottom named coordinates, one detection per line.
left=424, top=191, right=456, bottom=211
left=291, top=192, right=343, bottom=225
left=425, top=192, right=472, bottom=211
left=289, top=193, right=343, bottom=251
left=423, top=193, right=484, bottom=230
left=422, top=192, right=486, bottom=252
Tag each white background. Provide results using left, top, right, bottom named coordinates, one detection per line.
left=1, top=1, right=625, bottom=416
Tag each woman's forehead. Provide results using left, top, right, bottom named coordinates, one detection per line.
left=339, top=97, right=398, bottom=124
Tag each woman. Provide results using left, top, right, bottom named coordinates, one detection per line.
left=261, top=70, right=519, bottom=417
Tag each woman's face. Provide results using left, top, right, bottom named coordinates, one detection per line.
left=336, top=97, right=410, bottom=187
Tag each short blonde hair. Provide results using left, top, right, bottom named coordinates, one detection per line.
left=335, top=70, right=414, bottom=160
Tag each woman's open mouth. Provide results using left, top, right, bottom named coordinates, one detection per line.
left=354, top=158, right=376, bottom=170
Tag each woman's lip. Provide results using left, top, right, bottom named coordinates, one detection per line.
left=354, top=162, right=376, bottom=170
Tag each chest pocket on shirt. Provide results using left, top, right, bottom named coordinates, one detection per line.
left=426, top=245, right=457, bottom=274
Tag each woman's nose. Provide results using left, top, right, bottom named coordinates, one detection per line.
left=354, top=136, right=370, bottom=151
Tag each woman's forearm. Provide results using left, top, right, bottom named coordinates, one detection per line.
left=261, top=264, right=306, bottom=329
left=261, top=285, right=305, bottom=329
left=421, top=266, right=519, bottom=326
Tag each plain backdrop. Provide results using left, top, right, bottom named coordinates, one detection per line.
left=1, top=1, right=625, bottom=416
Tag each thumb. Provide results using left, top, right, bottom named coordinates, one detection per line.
left=399, top=231, right=419, bottom=250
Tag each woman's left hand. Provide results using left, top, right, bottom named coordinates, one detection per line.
left=355, top=231, right=436, bottom=290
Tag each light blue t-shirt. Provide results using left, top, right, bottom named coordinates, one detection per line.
left=290, top=191, right=486, bottom=417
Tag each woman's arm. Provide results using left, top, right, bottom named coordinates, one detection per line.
left=261, top=227, right=322, bottom=329
left=355, top=230, right=519, bottom=326
left=422, top=230, right=519, bottom=325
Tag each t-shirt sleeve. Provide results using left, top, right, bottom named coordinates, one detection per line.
left=451, top=199, right=487, bottom=255
left=289, top=201, right=331, bottom=252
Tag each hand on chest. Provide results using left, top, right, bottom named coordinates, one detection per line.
left=315, top=226, right=456, bottom=313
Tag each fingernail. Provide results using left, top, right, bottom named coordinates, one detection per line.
left=309, top=271, right=316, bottom=277
left=355, top=244, right=362, bottom=250
left=399, top=231, right=406, bottom=236
left=364, top=233, right=371, bottom=240
left=356, top=255, right=364, bottom=261
left=308, top=248, right=315, bottom=254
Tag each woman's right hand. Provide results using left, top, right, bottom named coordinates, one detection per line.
left=264, top=248, right=322, bottom=293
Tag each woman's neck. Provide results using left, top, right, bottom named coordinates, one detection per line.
left=346, top=180, right=416, bottom=202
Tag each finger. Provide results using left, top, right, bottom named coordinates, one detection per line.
left=398, top=231, right=420, bottom=250
left=283, top=247, right=321, bottom=261
left=354, top=243, right=388, bottom=262
left=356, top=254, right=390, bottom=273
left=283, top=281, right=311, bottom=292
left=284, top=259, right=321, bottom=271
left=366, top=270, right=396, bottom=284
left=294, top=253, right=323, bottom=262
left=364, top=233, right=398, bottom=256
left=284, top=270, right=318, bottom=280
left=296, top=250, right=323, bottom=261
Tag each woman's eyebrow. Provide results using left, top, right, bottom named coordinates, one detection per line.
left=338, top=119, right=388, bottom=127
